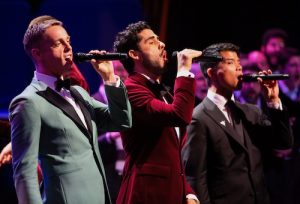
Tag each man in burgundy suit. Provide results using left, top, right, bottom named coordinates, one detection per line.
left=113, top=21, right=201, bottom=204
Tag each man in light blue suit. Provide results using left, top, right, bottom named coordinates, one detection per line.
left=9, top=15, right=132, bottom=204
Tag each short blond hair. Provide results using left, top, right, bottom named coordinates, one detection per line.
left=23, top=15, right=63, bottom=57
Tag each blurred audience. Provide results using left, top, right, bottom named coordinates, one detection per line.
left=261, top=28, right=288, bottom=72
left=190, top=62, right=208, bottom=106
left=247, top=50, right=269, bottom=70
left=235, top=64, right=267, bottom=109
left=0, top=120, right=17, bottom=203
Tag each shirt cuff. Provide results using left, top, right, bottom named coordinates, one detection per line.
left=104, top=75, right=120, bottom=87
left=186, top=194, right=199, bottom=203
left=177, top=70, right=195, bottom=78
left=267, top=99, right=283, bottom=110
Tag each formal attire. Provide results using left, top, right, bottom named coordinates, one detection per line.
left=9, top=72, right=131, bottom=204
left=182, top=90, right=293, bottom=204
left=116, top=72, right=196, bottom=204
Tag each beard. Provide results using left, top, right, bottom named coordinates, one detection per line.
left=142, top=57, right=167, bottom=76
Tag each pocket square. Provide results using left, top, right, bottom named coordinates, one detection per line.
left=220, top=120, right=226, bottom=126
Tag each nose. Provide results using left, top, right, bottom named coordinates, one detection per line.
left=159, top=40, right=165, bottom=50
left=237, top=64, right=243, bottom=72
left=64, top=41, right=72, bottom=52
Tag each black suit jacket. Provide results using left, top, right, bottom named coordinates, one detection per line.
left=182, top=97, right=293, bottom=204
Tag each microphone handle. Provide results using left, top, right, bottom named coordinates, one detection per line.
left=241, top=74, right=290, bottom=82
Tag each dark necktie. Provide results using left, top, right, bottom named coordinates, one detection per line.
left=154, top=82, right=173, bottom=104
left=55, top=78, right=71, bottom=91
left=226, top=100, right=244, bottom=144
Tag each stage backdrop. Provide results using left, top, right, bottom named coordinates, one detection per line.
left=0, top=0, right=144, bottom=118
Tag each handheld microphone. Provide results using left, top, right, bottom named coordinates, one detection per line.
left=74, top=52, right=128, bottom=62
left=240, top=74, right=290, bottom=82
left=172, top=51, right=223, bottom=62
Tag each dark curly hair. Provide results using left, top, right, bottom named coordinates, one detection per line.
left=113, top=21, right=151, bottom=73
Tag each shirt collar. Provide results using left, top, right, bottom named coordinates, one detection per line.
left=207, top=89, right=235, bottom=110
left=34, top=71, right=57, bottom=91
left=140, top=73, right=160, bottom=84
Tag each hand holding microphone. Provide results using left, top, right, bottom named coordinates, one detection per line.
left=172, top=49, right=202, bottom=72
left=252, top=70, right=281, bottom=103
left=85, top=50, right=123, bottom=83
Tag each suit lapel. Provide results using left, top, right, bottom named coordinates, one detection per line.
left=70, top=87, right=93, bottom=136
left=36, top=87, right=90, bottom=137
left=203, top=97, right=248, bottom=152
left=131, top=73, right=181, bottom=145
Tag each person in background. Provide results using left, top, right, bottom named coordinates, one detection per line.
left=182, top=42, right=293, bottom=204
left=113, top=21, right=201, bottom=204
left=9, top=15, right=131, bottom=204
left=260, top=28, right=288, bottom=72
left=247, top=50, right=269, bottom=70
left=191, top=62, right=208, bottom=106
left=0, top=120, right=11, bottom=166
left=235, top=64, right=267, bottom=109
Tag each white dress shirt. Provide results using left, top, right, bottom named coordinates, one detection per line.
left=34, top=71, right=121, bottom=130
left=207, top=89, right=234, bottom=124
left=34, top=71, right=89, bottom=129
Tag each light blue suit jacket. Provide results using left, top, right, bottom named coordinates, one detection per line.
left=9, top=78, right=131, bottom=204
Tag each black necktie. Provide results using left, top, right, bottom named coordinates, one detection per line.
left=153, top=82, right=173, bottom=104
left=226, top=100, right=244, bottom=144
left=55, top=78, right=71, bottom=91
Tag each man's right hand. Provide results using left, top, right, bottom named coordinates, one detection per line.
left=176, top=49, right=202, bottom=72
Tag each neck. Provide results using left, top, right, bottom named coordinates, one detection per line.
left=36, top=65, right=62, bottom=79
left=209, top=85, right=233, bottom=100
left=135, top=66, right=161, bottom=82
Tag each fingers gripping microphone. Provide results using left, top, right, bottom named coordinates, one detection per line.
left=74, top=52, right=128, bottom=62
left=240, top=74, right=290, bottom=82
left=172, top=51, right=223, bottom=62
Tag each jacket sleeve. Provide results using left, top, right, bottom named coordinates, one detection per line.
left=267, top=106, right=293, bottom=150
left=75, top=82, right=132, bottom=132
left=9, top=97, right=43, bottom=204
left=127, top=77, right=196, bottom=127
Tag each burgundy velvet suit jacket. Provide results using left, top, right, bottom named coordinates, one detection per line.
left=117, top=72, right=196, bottom=204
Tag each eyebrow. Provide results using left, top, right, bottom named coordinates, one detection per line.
left=144, top=35, right=158, bottom=42
left=222, top=58, right=235, bottom=61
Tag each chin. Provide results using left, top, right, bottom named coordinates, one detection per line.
left=236, top=82, right=243, bottom=90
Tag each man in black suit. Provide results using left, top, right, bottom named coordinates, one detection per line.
left=182, top=43, right=293, bottom=204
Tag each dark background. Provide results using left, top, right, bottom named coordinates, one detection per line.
left=0, top=0, right=299, bottom=116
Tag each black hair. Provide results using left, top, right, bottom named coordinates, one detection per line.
left=113, top=21, right=151, bottom=73
left=200, top=43, right=240, bottom=79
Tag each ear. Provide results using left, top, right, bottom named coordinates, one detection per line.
left=128, top=49, right=140, bottom=60
left=31, top=48, right=41, bottom=59
left=207, top=67, right=213, bottom=78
